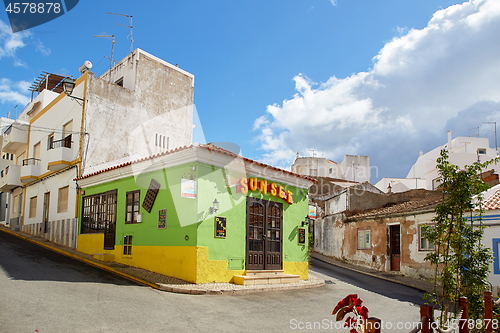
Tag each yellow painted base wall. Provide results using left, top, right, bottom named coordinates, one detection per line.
left=196, top=246, right=245, bottom=283
left=77, top=234, right=308, bottom=283
left=283, top=261, right=309, bottom=280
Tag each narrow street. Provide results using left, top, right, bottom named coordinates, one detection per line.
left=310, top=257, right=427, bottom=305
left=1, top=231, right=423, bottom=333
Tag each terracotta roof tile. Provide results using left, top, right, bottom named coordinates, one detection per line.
left=483, top=189, right=500, bottom=210
left=347, top=197, right=442, bottom=220
left=75, top=143, right=317, bottom=183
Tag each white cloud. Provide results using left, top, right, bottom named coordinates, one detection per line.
left=329, top=0, right=337, bottom=6
left=254, top=0, right=500, bottom=180
left=0, top=19, right=31, bottom=60
left=0, top=78, right=30, bottom=106
left=34, top=39, right=51, bottom=56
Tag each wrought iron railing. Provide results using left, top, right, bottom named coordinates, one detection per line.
left=0, top=166, right=8, bottom=178
left=3, top=124, right=12, bottom=136
left=50, top=138, right=72, bottom=149
left=22, top=158, right=41, bottom=166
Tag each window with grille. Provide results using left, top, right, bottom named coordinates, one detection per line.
left=57, top=186, right=69, bottom=213
left=125, top=190, right=140, bottom=224
left=123, top=235, right=133, bottom=255
left=29, top=196, right=37, bottom=218
left=81, top=190, right=117, bottom=234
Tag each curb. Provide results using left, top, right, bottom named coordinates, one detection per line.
left=158, top=279, right=325, bottom=295
left=0, top=226, right=160, bottom=290
left=0, top=226, right=324, bottom=295
left=311, top=252, right=432, bottom=293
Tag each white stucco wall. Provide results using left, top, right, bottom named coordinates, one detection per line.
left=82, top=50, right=194, bottom=176
left=23, top=168, right=78, bottom=226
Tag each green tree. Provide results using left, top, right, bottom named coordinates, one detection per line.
left=423, top=149, right=495, bottom=326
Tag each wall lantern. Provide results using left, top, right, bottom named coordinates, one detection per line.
left=62, top=77, right=84, bottom=101
left=209, top=198, right=219, bottom=214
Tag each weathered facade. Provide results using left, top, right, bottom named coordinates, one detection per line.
left=75, top=144, right=315, bottom=283
left=0, top=48, right=194, bottom=249
left=314, top=189, right=442, bottom=280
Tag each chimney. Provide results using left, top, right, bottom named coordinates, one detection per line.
left=447, top=131, right=452, bottom=150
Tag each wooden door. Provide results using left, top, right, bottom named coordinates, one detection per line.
left=389, top=225, right=401, bottom=271
left=246, top=198, right=283, bottom=270
left=103, top=191, right=117, bottom=250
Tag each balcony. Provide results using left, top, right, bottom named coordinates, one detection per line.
left=0, top=165, right=22, bottom=191
left=20, top=158, right=41, bottom=183
left=47, top=138, right=73, bottom=171
left=0, top=155, right=15, bottom=171
left=2, top=122, right=29, bottom=154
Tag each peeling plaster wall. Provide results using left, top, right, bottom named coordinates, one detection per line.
left=314, top=213, right=345, bottom=259
left=83, top=51, right=194, bottom=176
left=341, top=213, right=435, bottom=279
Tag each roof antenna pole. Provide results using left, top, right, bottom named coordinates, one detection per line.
left=107, top=12, right=134, bottom=53
left=94, top=35, right=115, bottom=82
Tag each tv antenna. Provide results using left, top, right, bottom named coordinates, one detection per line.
left=469, top=127, right=479, bottom=137
left=107, top=12, right=134, bottom=53
left=94, top=34, right=115, bottom=82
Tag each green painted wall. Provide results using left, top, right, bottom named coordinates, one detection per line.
left=80, top=163, right=200, bottom=248
left=195, top=162, right=310, bottom=266
left=80, top=161, right=309, bottom=264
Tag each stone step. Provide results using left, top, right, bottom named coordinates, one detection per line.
left=244, top=270, right=285, bottom=277
left=233, top=273, right=300, bottom=285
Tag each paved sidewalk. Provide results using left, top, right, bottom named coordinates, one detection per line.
left=0, top=225, right=324, bottom=295
left=311, top=251, right=436, bottom=293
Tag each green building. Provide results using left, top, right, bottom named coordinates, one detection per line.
left=76, top=144, right=315, bottom=284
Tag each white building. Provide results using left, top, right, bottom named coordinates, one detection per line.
left=0, top=49, right=194, bottom=248
left=376, top=131, right=499, bottom=193
left=291, top=154, right=370, bottom=183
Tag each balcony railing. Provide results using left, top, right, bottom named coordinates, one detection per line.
left=3, top=124, right=12, bottom=136
left=50, top=138, right=72, bottom=150
left=1, top=165, right=9, bottom=178
left=22, top=158, right=41, bottom=166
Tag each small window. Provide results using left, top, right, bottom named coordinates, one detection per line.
left=63, top=120, right=73, bottom=149
left=357, top=229, right=371, bottom=250
left=115, top=77, right=124, bottom=87
left=125, top=190, right=140, bottom=224
left=47, top=133, right=54, bottom=150
left=29, top=196, right=37, bottom=218
left=33, top=142, right=41, bottom=160
left=12, top=195, right=18, bottom=213
left=123, top=235, right=133, bottom=255
left=478, top=148, right=487, bottom=155
left=419, top=225, right=435, bottom=251
left=57, top=186, right=69, bottom=213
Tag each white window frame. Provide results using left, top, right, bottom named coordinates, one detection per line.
left=357, top=228, right=371, bottom=250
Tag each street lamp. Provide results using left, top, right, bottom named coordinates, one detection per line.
left=62, top=77, right=84, bottom=102
left=209, top=198, right=219, bottom=214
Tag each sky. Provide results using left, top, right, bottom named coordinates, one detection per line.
left=1, top=0, right=500, bottom=183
